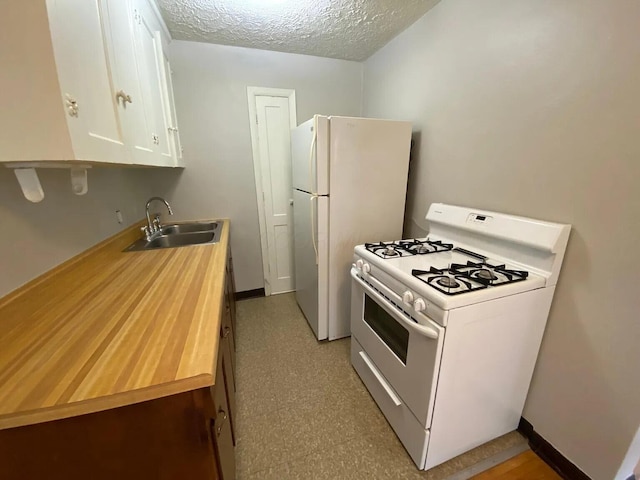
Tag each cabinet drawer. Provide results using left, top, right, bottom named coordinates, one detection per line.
left=351, top=336, right=429, bottom=469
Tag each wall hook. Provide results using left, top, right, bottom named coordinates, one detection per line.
left=6, top=163, right=91, bottom=202
left=70, top=168, right=88, bottom=195
left=13, top=168, right=44, bottom=203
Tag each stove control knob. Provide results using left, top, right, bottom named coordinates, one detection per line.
left=362, top=263, right=371, bottom=274
left=413, top=298, right=426, bottom=313
left=356, top=259, right=364, bottom=270
left=402, top=291, right=414, bottom=304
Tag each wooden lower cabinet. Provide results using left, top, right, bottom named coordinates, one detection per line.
left=223, top=279, right=236, bottom=381
left=0, top=383, right=235, bottom=479
left=221, top=313, right=237, bottom=446
left=211, top=339, right=236, bottom=479
left=226, top=246, right=237, bottom=340
left=0, top=300, right=238, bottom=480
left=0, top=389, right=230, bottom=479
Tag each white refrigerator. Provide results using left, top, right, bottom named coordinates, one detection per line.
left=291, top=115, right=412, bottom=340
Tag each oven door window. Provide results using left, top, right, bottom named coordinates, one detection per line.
left=363, top=294, right=409, bottom=364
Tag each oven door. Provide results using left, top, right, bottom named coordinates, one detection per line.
left=350, top=268, right=445, bottom=427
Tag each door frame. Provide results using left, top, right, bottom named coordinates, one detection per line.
left=247, top=86, right=297, bottom=296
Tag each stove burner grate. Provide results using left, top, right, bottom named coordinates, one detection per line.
left=366, top=238, right=454, bottom=258
left=412, top=268, right=487, bottom=295
left=365, top=242, right=406, bottom=259
left=412, top=260, right=530, bottom=296
left=397, top=238, right=454, bottom=256
left=450, top=262, right=529, bottom=286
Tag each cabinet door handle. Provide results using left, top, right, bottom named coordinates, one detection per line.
left=215, top=409, right=227, bottom=437
left=115, top=90, right=132, bottom=106
left=222, top=326, right=231, bottom=338
left=65, top=94, right=79, bottom=117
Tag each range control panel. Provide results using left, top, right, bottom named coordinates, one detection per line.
left=467, top=213, right=493, bottom=224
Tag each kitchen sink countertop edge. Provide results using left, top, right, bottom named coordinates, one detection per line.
left=0, top=219, right=230, bottom=431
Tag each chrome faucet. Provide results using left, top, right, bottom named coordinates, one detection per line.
left=143, top=197, right=173, bottom=240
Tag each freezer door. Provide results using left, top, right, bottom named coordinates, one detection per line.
left=291, top=116, right=329, bottom=195
left=327, top=116, right=412, bottom=340
left=293, top=189, right=329, bottom=340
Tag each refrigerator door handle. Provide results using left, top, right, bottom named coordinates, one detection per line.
left=309, top=115, right=317, bottom=195
left=311, top=195, right=319, bottom=265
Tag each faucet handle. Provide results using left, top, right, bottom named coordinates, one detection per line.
left=141, top=226, right=152, bottom=241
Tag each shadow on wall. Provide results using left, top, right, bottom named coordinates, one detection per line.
left=527, top=228, right=637, bottom=480
left=144, top=167, right=184, bottom=213
left=617, top=426, right=640, bottom=480
left=0, top=166, right=179, bottom=297
left=403, top=130, right=427, bottom=239
left=0, top=166, right=183, bottom=251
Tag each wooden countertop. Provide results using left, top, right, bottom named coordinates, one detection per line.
left=0, top=219, right=230, bottom=431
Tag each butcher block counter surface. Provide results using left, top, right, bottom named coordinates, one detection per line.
left=0, top=219, right=230, bottom=431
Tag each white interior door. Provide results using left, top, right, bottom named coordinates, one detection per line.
left=254, top=95, right=295, bottom=295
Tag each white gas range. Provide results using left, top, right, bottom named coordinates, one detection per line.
left=350, top=203, right=571, bottom=470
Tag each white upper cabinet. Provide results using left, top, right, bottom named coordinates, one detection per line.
left=0, top=0, right=182, bottom=167
left=1, top=0, right=125, bottom=163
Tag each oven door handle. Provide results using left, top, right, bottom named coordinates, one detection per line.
left=359, top=351, right=402, bottom=407
left=350, top=268, right=440, bottom=340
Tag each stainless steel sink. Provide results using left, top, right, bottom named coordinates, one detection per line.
left=160, top=222, right=218, bottom=235
left=124, top=223, right=221, bottom=252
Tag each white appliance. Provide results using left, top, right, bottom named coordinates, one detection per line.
left=292, top=115, right=412, bottom=341
left=350, top=203, right=571, bottom=470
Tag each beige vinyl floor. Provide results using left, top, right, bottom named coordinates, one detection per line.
left=234, top=293, right=527, bottom=480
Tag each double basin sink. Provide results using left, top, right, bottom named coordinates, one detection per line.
left=125, top=221, right=220, bottom=252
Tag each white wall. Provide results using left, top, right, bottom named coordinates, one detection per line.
left=362, top=1, right=640, bottom=479
left=0, top=168, right=154, bottom=297
left=151, top=41, right=363, bottom=292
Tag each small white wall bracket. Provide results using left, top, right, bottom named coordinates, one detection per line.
left=13, top=168, right=44, bottom=203
left=5, top=163, right=92, bottom=203
left=70, top=167, right=88, bottom=195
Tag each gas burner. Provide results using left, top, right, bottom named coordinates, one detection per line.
left=415, top=245, right=430, bottom=254
left=365, top=242, right=409, bottom=259
left=475, top=269, right=497, bottom=281
left=437, top=277, right=460, bottom=288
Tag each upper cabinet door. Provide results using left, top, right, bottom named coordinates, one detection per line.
left=131, top=1, right=174, bottom=166
left=100, top=0, right=155, bottom=165
left=156, top=36, right=184, bottom=166
left=46, top=0, right=127, bottom=163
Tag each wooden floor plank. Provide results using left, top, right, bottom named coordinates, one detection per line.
left=471, top=450, right=562, bottom=480
left=472, top=450, right=535, bottom=479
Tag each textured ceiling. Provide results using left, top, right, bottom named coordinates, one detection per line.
left=156, top=0, right=440, bottom=61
